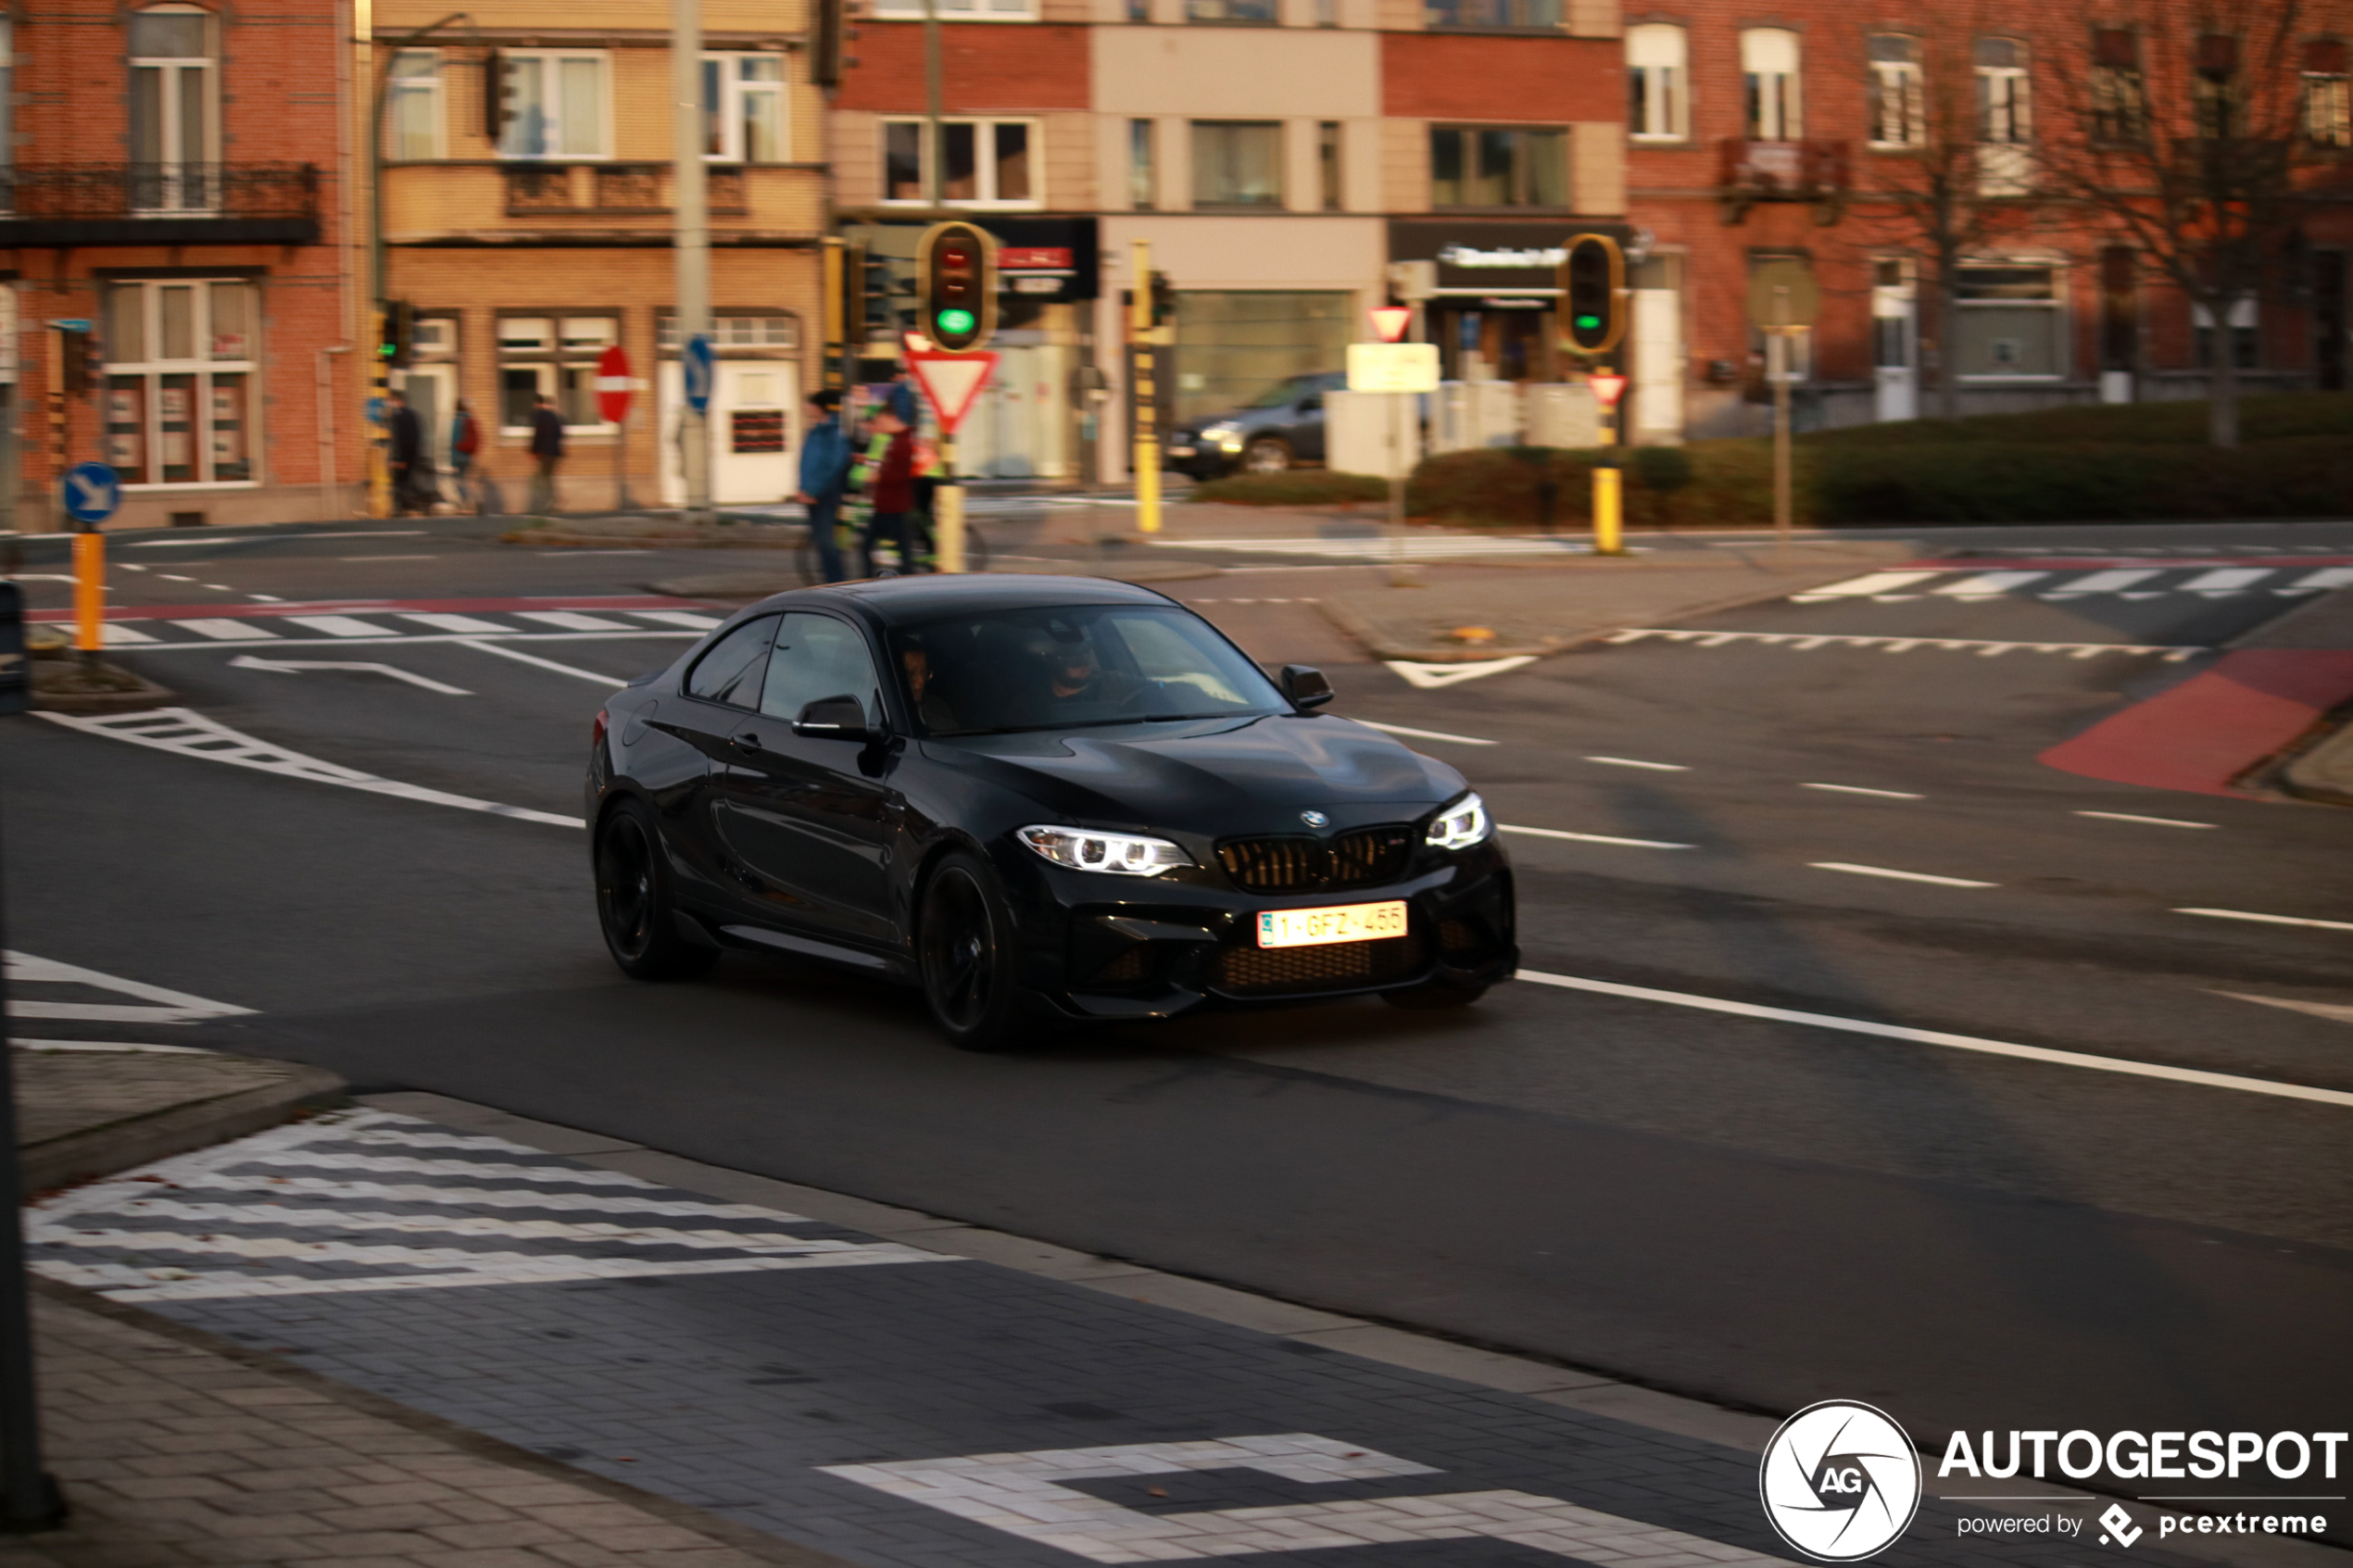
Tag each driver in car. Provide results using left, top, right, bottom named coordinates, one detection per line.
left=900, top=644, right=959, bottom=731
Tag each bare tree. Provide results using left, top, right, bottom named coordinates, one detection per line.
left=1843, top=6, right=2048, bottom=421
left=2033, top=0, right=2351, bottom=446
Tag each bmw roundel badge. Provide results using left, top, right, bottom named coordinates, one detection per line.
left=1301, top=810, right=1330, bottom=828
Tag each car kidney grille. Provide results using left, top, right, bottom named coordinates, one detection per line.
left=1218, top=827, right=1414, bottom=893
left=1212, top=931, right=1428, bottom=997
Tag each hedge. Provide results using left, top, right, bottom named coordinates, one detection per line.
left=1191, top=470, right=1393, bottom=507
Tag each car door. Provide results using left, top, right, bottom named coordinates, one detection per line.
left=710, top=610, right=906, bottom=948
left=653, top=613, right=783, bottom=915
left=1292, top=374, right=1340, bottom=462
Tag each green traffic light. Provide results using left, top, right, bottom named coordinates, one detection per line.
left=937, top=307, right=976, bottom=335
left=1574, top=314, right=1602, bottom=331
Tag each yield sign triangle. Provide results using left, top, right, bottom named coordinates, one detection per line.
left=1383, top=656, right=1537, bottom=689
left=907, top=351, right=1000, bottom=433
left=1587, top=374, right=1628, bottom=408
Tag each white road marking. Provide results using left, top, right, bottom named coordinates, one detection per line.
left=35, top=709, right=582, bottom=829
left=12, top=1038, right=215, bottom=1055
left=398, top=612, right=510, bottom=633
left=87, top=623, right=157, bottom=645
left=2074, top=810, right=2215, bottom=829
left=341, top=555, right=436, bottom=563
left=631, top=609, right=726, bottom=630
left=1605, top=627, right=2201, bottom=661
left=512, top=610, right=639, bottom=632
left=1802, top=783, right=1922, bottom=799
left=1811, top=861, right=1994, bottom=887
left=823, top=1436, right=1794, bottom=1568
left=200, top=584, right=234, bottom=592
left=1516, top=970, right=2353, bottom=1110
left=2178, top=568, right=2271, bottom=594
left=280, top=615, right=395, bottom=638
left=1932, top=571, right=2049, bottom=597
left=174, top=618, right=280, bottom=640
left=454, top=638, right=631, bottom=686
left=246, top=594, right=283, bottom=603
left=5, top=951, right=252, bottom=1024
left=2176, top=907, right=2353, bottom=933
left=84, top=629, right=698, bottom=654
left=1353, top=720, right=1497, bottom=746
left=1384, top=657, right=1538, bottom=689
left=2043, top=569, right=2163, bottom=596
left=1502, top=824, right=1693, bottom=849
left=1584, top=756, right=1687, bottom=771
left=303, top=531, right=426, bottom=540
left=226, top=655, right=472, bottom=696
left=2212, top=992, right=2353, bottom=1025
left=2287, top=567, right=2353, bottom=592
left=157, top=574, right=195, bottom=583
left=132, top=537, right=261, bottom=549
left=1787, top=570, right=1944, bottom=599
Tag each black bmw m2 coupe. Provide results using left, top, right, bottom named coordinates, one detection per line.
left=587, top=574, right=1516, bottom=1051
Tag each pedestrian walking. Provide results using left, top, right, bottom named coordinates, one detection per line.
left=386, top=390, right=434, bottom=516
left=528, top=393, right=565, bottom=517
left=448, top=400, right=483, bottom=514
left=793, top=389, right=853, bottom=583
left=863, top=408, right=916, bottom=577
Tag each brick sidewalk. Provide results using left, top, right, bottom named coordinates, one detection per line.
left=0, top=1288, right=852, bottom=1568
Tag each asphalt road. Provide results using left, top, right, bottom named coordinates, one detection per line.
left=7, top=515, right=2352, bottom=1486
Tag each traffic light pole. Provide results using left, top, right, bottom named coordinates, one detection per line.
left=1591, top=371, right=1622, bottom=557
left=673, top=0, right=712, bottom=526
left=1130, top=239, right=1160, bottom=535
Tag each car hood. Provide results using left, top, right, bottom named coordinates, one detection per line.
left=924, top=714, right=1463, bottom=833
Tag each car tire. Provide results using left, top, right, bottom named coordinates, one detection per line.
left=1242, top=437, right=1292, bottom=473
left=594, top=797, right=719, bottom=982
left=918, top=850, right=1027, bottom=1051
left=1379, top=977, right=1489, bottom=1010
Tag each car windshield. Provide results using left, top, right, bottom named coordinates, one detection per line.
left=890, top=604, right=1287, bottom=736
left=1245, top=375, right=1322, bottom=409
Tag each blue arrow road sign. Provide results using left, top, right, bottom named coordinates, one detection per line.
left=61, top=462, right=120, bottom=526
left=684, top=333, right=715, bottom=415
left=45, top=319, right=92, bottom=332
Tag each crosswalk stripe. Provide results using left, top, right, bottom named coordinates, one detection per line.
left=231, top=1148, right=665, bottom=1185
left=174, top=618, right=281, bottom=640
left=1931, top=571, right=2047, bottom=596
left=1793, top=571, right=1943, bottom=597
left=2045, top=569, right=2162, bottom=595
left=2178, top=568, right=2272, bottom=593
left=513, top=610, right=638, bottom=632
left=2288, top=567, right=2353, bottom=592
left=76, top=1198, right=845, bottom=1250
left=398, top=612, right=510, bottom=633
left=144, top=1172, right=812, bottom=1221
left=1607, top=627, right=2201, bottom=660
left=631, top=609, right=725, bottom=629
left=283, top=614, right=395, bottom=637
left=91, top=623, right=158, bottom=644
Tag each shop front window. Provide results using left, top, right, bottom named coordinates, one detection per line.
left=1956, top=264, right=2065, bottom=379
left=1170, top=291, right=1352, bottom=423
left=104, top=279, right=257, bottom=485
left=498, top=315, right=619, bottom=430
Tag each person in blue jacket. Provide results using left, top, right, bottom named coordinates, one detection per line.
left=794, top=389, right=854, bottom=582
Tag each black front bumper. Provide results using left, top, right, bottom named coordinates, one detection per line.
left=996, top=840, right=1517, bottom=1021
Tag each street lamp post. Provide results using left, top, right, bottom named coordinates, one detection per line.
left=674, top=0, right=712, bottom=524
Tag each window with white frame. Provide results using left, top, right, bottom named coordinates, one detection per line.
left=658, top=315, right=799, bottom=349
left=102, top=279, right=258, bottom=486
left=703, top=53, right=786, bottom=162
left=1193, top=120, right=1285, bottom=207
left=1976, top=38, right=2031, bottom=143
left=2304, top=41, right=2351, bottom=148
left=1129, top=119, right=1156, bottom=209
left=131, top=6, right=219, bottom=211
left=2194, top=296, right=2259, bottom=370
left=386, top=49, right=442, bottom=160
left=1955, top=264, right=2064, bottom=379
left=1628, top=25, right=1689, bottom=142
left=879, top=119, right=1038, bottom=206
left=497, top=316, right=619, bottom=430
left=1742, top=28, right=1801, bottom=141
left=497, top=51, right=609, bottom=158
left=871, top=0, right=1036, bottom=19
left=1868, top=34, right=1923, bottom=146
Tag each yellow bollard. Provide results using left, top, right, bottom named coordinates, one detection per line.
left=72, top=532, right=106, bottom=652
left=1592, top=464, right=1623, bottom=557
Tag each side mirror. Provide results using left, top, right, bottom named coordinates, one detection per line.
left=1298, top=395, right=1323, bottom=413
left=793, top=694, right=872, bottom=740
left=1279, top=664, right=1334, bottom=710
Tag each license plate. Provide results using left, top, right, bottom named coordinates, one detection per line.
left=1257, top=900, right=1409, bottom=948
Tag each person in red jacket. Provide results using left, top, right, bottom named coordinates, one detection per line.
left=863, top=408, right=917, bottom=577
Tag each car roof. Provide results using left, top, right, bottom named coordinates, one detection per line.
left=750, top=573, right=1176, bottom=628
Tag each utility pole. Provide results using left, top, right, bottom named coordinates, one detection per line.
left=923, top=0, right=942, bottom=208
left=673, top=0, right=711, bottom=524
left=1129, top=238, right=1160, bottom=534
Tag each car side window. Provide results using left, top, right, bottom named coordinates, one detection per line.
left=761, top=612, right=882, bottom=724
left=684, top=615, right=779, bottom=709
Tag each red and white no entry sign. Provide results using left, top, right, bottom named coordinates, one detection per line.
left=596, top=345, right=633, bottom=423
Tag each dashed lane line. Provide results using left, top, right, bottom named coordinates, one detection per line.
left=1802, top=783, right=1922, bottom=799
left=2075, top=810, right=2217, bottom=830
left=1606, top=627, right=2204, bottom=661
left=1516, top=970, right=2353, bottom=1110
left=34, top=709, right=583, bottom=829
left=1502, top=824, right=1693, bottom=850
left=1585, top=756, right=1688, bottom=771
left=2175, top=908, right=2353, bottom=933
left=1353, top=719, right=1499, bottom=747
left=1811, top=861, right=1995, bottom=888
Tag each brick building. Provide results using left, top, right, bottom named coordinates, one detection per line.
left=836, top=0, right=1628, bottom=482
left=370, top=0, right=829, bottom=509
left=1620, top=0, right=2353, bottom=442
left=3, top=0, right=352, bottom=531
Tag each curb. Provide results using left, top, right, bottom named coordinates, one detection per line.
left=503, top=530, right=803, bottom=550
left=29, top=662, right=178, bottom=717
left=21, top=1060, right=346, bottom=1193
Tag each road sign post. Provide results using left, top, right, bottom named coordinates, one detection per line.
left=1586, top=371, right=1628, bottom=556
left=673, top=0, right=712, bottom=527
left=62, top=462, right=119, bottom=654
left=907, top=350, right=999, bottom=574
left=1347, top=342, right=1441, bottom=584
left=1745, top=259, right=1818, bottom=562
left=1129, top=238, right=1160, bottom=535
left=597, top=345, right=635, bottom=511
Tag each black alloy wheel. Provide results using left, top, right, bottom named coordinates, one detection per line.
left=918, top=851, right=1024, bottom=1051
left=595, top=799, right=718, bottom=981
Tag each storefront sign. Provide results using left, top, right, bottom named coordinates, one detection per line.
left=1390, top=220, right=1635, bottom=296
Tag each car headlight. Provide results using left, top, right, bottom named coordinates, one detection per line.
left=1201, top=422, right=1245, bottom=451
left=1426, top=792, right=1491, bottom=850
left=1018, top=825, right=1193, bottom=877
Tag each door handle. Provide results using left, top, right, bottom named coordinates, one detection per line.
left=735, top=731, right=763, bottom=753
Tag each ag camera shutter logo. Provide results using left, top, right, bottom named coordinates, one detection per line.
left=1760, top=1400, right=1923, bottom=1561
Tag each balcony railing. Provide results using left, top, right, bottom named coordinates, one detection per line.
left=0, top=163, right=321, bottom=244
left=500, top=163, right=749, bottom=218
left=1718, top=139, right=1849, bottom=222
